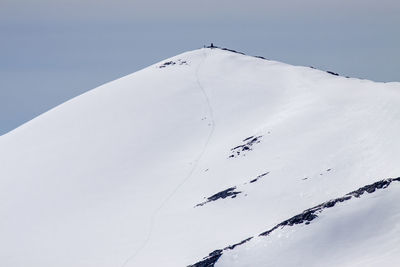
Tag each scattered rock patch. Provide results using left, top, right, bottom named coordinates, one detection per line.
left=229, top=136, right=262, bottom=158
left=249, top=172, right=269, bottom=183
left=196, top=187, right=242, bottom=207
left=195, top=171, right=269, bottom=207
left=159, top=59, right=188, bottom=68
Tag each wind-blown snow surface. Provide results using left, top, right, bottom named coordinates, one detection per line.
left=217, top=180, right=400, bottom=267
left=1, top=48, right=400, bottom=267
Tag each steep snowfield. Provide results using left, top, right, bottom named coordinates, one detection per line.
left=0, top=47, right=399, bottom=267
left=217, top=180, right=400, bottom=267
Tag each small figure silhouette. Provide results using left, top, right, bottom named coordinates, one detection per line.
left=211, top=43, right=214, bottom=47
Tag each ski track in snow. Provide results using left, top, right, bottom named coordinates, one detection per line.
left=121, top=49, right=215, bottom=267
left=6, top=48, right=400, bottom=267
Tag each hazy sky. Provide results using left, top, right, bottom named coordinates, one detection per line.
left=1, top=0, right=399, bottom=135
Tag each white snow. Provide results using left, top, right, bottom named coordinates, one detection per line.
left=217, top=182, right=400, bottom=267
left=0, top=47, right=399, bottom=266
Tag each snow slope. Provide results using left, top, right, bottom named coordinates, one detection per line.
left=216, top=179, right=400, bottom=267
left=0, top=47, right=399, bottom=267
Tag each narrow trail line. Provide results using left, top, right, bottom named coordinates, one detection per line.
left=121, top=49, right=215, bottom=267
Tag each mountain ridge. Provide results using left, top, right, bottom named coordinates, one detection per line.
left=1, top=47, right=399, bottom=266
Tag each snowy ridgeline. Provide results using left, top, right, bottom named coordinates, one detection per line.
left=0, top=47, right=400, bottom=267
left=190, top=177, right=400, bottom=267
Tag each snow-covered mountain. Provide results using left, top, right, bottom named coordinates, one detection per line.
left=1, top=47, right=400, bottom=267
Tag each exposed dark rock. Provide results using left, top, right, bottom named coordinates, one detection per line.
left=188, top=250, right=223, bottom=267
left=281, top=210, right=318, bottom=227
left=250, top=172, right=269, bottom=183
left=220, top=47, right=245, bottom=55
left=196, top=172, right=268, bottom=207
left=159, top=61, right=176, bottom=68
left=243, top=136, right=255, bottom=142
left=159, top=59, right=187, bottom=68
left=229, top=136, right=262, bottom=158
left=207, top=187, right=241, bottom=201
left=201, top=46, right=357, bottom=80
left=255, top=56, right=267, bottom=60
left=347, top=178, right=400, bottom=198
left=188, top=237, right=254, bottom=267
left=226, top=237, right=253, bottom=250
left=205, top=46, right=269, bottom=59
left=260, top=179, right=400, bottom=236
left=327, top=71, right=339, bottom=76
left=196, top=187, right=242, bottom=207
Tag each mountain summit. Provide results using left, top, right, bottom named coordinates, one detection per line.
left=1, top=47, right=400, bottom=267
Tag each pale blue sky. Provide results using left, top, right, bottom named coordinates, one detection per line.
left=1, top=0, right=399, bottom=135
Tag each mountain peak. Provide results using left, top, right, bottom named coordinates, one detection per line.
left=1, top=47, right=400, bottom=267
